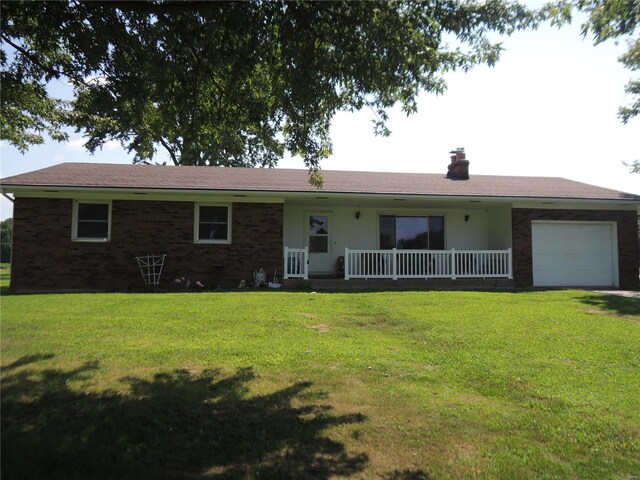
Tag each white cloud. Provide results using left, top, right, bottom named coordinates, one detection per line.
left=104, top=140, right=120, bottom=151
left=66, top=138, right=86, bottom=151
left=65, top=138, right=121, bottom=154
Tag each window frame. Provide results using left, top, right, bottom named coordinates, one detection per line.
left=377, top=213, right=446, bottom=250
left=194, top=203, right=232, bottom=244
left=308, top=214, right=330, bottom=253
left=72, top=200, right=112, bottom=242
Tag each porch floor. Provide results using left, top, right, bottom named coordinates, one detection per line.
left=283, top=277, right=515, bottom=291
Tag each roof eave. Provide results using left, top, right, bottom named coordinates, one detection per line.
left=2, top=184, right=639, bottom=207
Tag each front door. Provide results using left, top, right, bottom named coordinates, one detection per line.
left=306, top=212, right=332, bottom=274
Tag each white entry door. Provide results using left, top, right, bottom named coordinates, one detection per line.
left=306, top=212, right=332, bottom=273
left=532, top=222, right=617, bottom=287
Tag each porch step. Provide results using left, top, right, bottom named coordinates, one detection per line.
left=283, top=278, right=515, bottom=291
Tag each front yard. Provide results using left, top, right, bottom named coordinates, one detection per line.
left=1, top=287, right=638, bottom=479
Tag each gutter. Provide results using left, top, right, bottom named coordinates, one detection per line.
left=1, top=184, right=639, bottom=208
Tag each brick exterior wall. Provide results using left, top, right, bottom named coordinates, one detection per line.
left=512, top=208, right=639, bottom=289
left=10, top=198, right=283, bottom=292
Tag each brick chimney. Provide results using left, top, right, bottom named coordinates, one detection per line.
left=446, top=147, right=469, bottom=180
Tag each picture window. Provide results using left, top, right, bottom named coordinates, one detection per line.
left=379, top=215, right=444, bottom=250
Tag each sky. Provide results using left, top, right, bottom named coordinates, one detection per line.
left=1, top=10, right=639, bottom=221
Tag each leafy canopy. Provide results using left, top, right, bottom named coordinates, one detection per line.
left=568, top=0, right=640, bottom=124
left=0, top=218, right=12, bottom=264
left=562, top=0, right=640, bottom=172
left=1, top=0, right=544, bottom=176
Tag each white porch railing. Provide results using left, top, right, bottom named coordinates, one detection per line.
left=344, top=248, right=512, bottom=280
left=284, top=247, right=309, bottom=279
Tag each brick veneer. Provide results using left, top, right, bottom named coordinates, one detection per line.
left=10, top=198, right=283, bottom=291
left=512, top=208, right=639, bottom=289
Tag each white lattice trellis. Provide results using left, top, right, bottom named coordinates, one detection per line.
left=135, top=254, right=167, bottom=289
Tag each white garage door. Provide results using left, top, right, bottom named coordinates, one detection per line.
left=532, top=222, right=617, bottom=287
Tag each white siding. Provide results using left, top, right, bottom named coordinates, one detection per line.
left=446, top=210, right=489, bottom=250
left=487, top=206, right=512, bottom=250
left=284, top=205, right=496, bottom=273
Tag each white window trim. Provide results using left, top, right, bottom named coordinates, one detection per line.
left=376, top=212, right=447, bottom=250
left=72, top=200, right=112, bottom=242
left=194, top=203, right=232, bottom=244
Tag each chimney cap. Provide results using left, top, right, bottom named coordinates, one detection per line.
left=449, top=147, right=465, bottom=154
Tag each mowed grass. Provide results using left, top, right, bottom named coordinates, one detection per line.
left=1, top=286, right=639, bottom=479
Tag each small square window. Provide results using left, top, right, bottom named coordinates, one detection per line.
left=73, top=201, right=111, bottom=242
left=195, top=204, right=231, bottom=244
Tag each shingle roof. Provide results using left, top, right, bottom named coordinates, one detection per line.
left=1, top=162, right=638, bottom=202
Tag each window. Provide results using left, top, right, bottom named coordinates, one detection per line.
left=195, top=204, right=231, bottom=243
left=379, top=215, right=444, bottom=250
left=73, top=201, right=111, bottom=242
left=308, top=215, right=329, bottom=253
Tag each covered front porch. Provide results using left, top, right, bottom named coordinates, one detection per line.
left=281, top=196, right=514, bottom=285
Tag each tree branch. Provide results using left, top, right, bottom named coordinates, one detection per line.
left=159, top=136, right=179, bottom=165
left=87, top=1, right=217, bottom=15
left=0, top=33, right=91, bottom=88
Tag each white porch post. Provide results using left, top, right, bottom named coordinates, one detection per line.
left=303, top=247, right=309, bottom=280
left=451, top=248, right=457, bottom=280
left=344, top=247, right=350, bottom=280
left=284, top=246, right=289, bottom=279
left=392, top=248, right=398, bottom=280
left=507, top=247, right=513, bottom=279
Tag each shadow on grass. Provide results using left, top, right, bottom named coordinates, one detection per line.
left=2, top=352, right=56, bottom=371
left=2, top=356, right=368, bottom=479
left=383, top=469, right=432, bottom=480
left=580, top=294, right=640, bottom=317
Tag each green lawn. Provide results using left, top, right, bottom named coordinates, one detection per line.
left=1, top=287, right=639, bottom=479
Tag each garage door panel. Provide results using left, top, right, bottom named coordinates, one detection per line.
left=532, top=223, right=615, bottom=287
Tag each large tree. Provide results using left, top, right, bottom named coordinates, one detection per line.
left=566, top=0, right=639, bottom=173
left=563, top=0, right=640, bottom=124
left=1, top=1, right=545, bottom=176
left=0, top=218, right=12, bottom=264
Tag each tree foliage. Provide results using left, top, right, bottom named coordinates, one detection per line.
left=545, top=1, right=639, bottom=173
left=623, top=159, right=640, bottom=173
left=578, top=0, right=640, bottom=124
left=550, top=0, right=640, bottom=124
left=0, top=218, right=12, bottom=264
left=1, top=1, right=545, bottom=175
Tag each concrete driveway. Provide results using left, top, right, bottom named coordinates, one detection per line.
left=593, top=290, right=640, bottom=300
